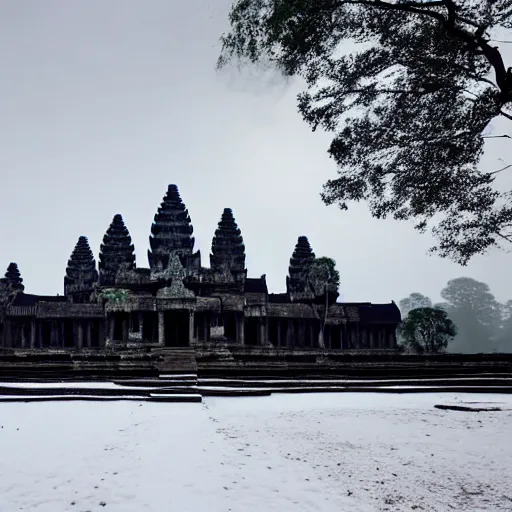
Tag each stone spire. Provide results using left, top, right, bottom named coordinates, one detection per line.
left=286, top=236, right=315, bottom=297
left=64, top=236, right=98, bottom=303
left=99, top=214, right=136, bottom=285
left=4, top=262, right=24, bottom=292
left=148, top=184, right=197, bottom=270
left=210, top=208, right=246, bottom=273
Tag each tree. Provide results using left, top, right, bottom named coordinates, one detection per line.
left=399, top=307, right=457, bottom=354
left=438, top=277, right=501, bottom=352
left=308, top=256, right=340, bottom=295
left=495, top=299, right=512, bottom=352
left=308, top=256, right=340, bottom=348
left=399, top=293, right=432, bottom=318
left=218, top=1, right=512, bottom=264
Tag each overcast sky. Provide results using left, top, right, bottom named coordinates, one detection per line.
left=1, top=0, right=511, bottom=304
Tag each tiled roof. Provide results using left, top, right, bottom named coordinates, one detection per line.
left=11, top=293, right=67, bottom=306
left=244, top=277, right=268, bottom=294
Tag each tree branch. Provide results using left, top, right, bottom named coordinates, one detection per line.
left=499, top=109, right=512, bottom=121
left=488, top=164, right=512, bottom=176
left=337, top=1, right=510, bottom=101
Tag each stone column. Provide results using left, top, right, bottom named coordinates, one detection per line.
left=297, top=320, right=305, bottom=348
left=98, top=320, right=106, bottom=348
left=203, top=315, right=208, bottom=342
left=108, top=315, right=115, bottom=345
left=309, top=323, right=314, bottom=348
left=258, top=318, right=267, bottom=346
left=30, top=320, right=36, bottom=349
left=138, top=312, right=144, bottom=338
left=49, top=321, right=55, bottom=347
left=4, top=320, right=12, bottom=348
left=318, top=325, right=325, bottom=350
left=122, top=316, right=129, bottom=344
left=158, top=311, right=165, bottom=346
left=21, top=322, right=27, bottom=349
left=87, top=321, right=92, bottom=348
left=188, top=310, right=194, bottom=345
left=61, top=321, right=66, bottom=348
left=286, top=319, right=294, bottom=349
left=77, top=321, right=84, bottom=349
left=236, top=314, right=245, bottom=345
left=276, top=319, right=282, bottom=348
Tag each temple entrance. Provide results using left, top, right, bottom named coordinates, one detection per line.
left=244, top=318, right=259, bottom=346
left=223, top=312, right=237, bottom=342
left=164, top=311, right=189, bottom=347
left=142, top=312, right=158, bottom=343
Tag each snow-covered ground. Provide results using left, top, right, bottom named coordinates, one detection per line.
left=0, top=393, right=511, bottom=512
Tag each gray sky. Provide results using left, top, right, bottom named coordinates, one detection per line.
left=1, top=0, right=511, bottom=305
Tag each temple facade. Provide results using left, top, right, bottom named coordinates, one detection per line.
left=0, top=185, right=401, bottom=351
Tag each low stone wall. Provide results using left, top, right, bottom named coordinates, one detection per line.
left=194, top=346, right=512, bottom=378
left=0, top=348, right=158, bottom=379
left=0, top=347, right=511, bottom=379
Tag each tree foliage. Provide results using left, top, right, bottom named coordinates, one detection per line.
left=99, top=289, right=129, bottom=303
left=495, top=299, right=512, bottom=352
left=399, top=306, right=457, bottom=353
left=399, top=292, right=432, bottom=318
left=218, top=0, right=512, bottom=264
left=309, top=256, right=340, bottom=292
left=437, top=277, right=502, bottom=352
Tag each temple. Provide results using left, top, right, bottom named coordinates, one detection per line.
left=0, top=185, right=400, bottom=352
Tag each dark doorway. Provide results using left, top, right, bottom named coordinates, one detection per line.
left=330, top=326, right=342, bottom=349
left=245, top=318, right=259, bottom=346
left=142, top=312, right=158, bottom=342
left=90, top=320, right=100, bottom=348
left=113, top=313, right=129, bottom=342
left=164, top=311, right=189, bottom=347
left=223, top=312, right=237, bottom=341
left=40, top=320, right=51, bottom=348
left=63, top=319, right=74, bottom=348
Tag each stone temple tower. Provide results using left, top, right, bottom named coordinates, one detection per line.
left=148, top=184, right=201, bottom=272
left=99, top=214, right=136, bottom=286
left=64, top=236, right=98, bottom=303
left=209, top=208, right=247, bottom=292
left=286, top=236, right=316, bottom=301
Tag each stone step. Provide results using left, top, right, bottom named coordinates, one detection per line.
left=153, top=347, right=198, bottom=374
left=0, top=394, right=202, bottom=403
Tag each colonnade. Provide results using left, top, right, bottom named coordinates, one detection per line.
left=1, top=318, right=104, bottom=349
left=0, top=312, right=396, bottom=350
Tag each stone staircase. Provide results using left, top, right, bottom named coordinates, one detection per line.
left=152, top=347, right=198, bottom=375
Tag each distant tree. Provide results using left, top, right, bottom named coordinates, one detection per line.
left=438, top=277, right=501, bottom=353
left=495, top=299, right=512, bottom=353
left=399, top=293, right=432, bottom=318
left=218, top=1, right=512, bottom=264
left=399, top=307, right=457, bottom=354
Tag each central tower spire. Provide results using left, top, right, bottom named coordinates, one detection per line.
left=148, top=184, right=198, bottom=270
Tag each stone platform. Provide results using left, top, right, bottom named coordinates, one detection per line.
left=0, top=348, right=511, bottom=402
